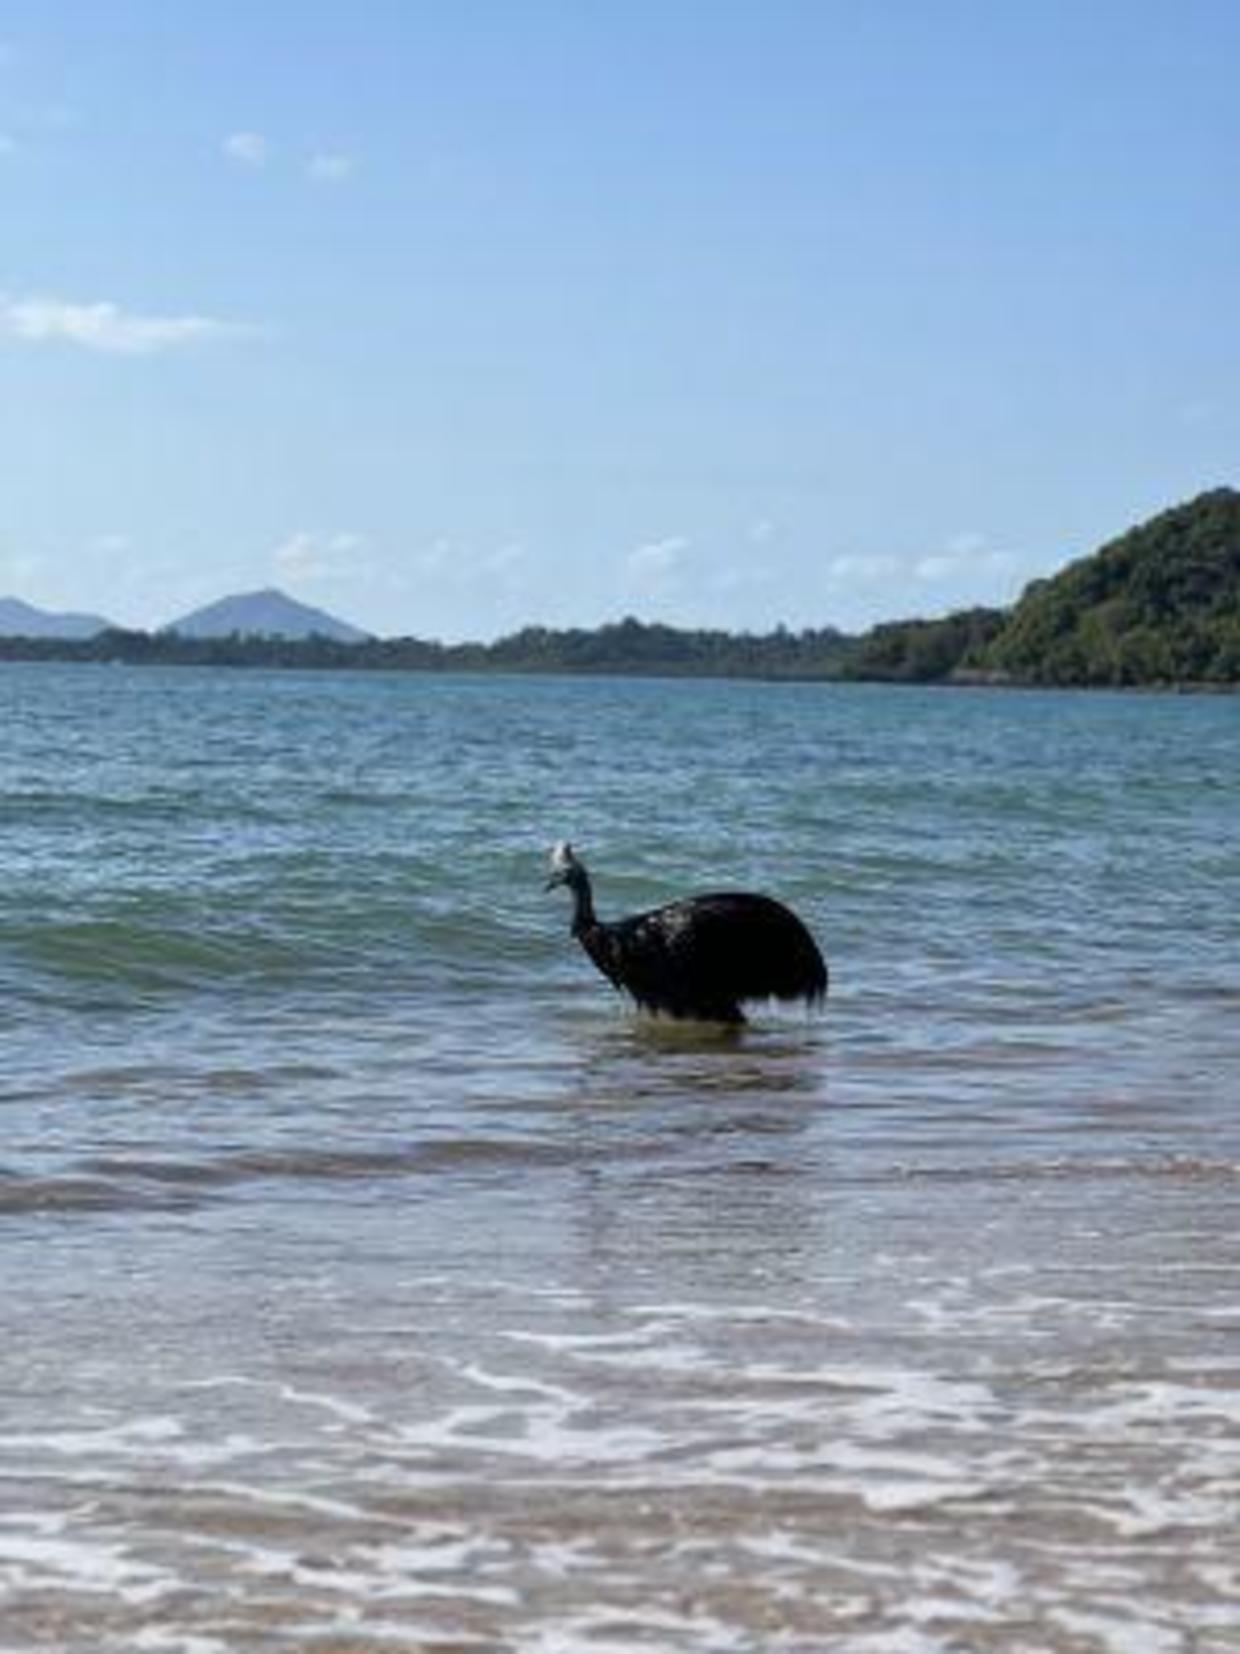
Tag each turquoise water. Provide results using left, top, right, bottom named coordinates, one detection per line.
left=1, top=664, right=1238, bottom=1651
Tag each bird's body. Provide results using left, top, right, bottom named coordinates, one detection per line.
left=546, top=844, right=827, bottom=1024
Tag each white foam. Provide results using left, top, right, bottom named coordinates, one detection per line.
left=189, top=1479, right=368, bottom=1522
left=182, top=1371, right=378, bottom=1426
left=1193, top=1561, right=1240, bottom=1596
left=1047, top=1607, right=1185, bottom=1654
left=502, top=1326, right=667, bottom=1353
left=276, top=1382, right=376, bottom=1424
left=704, top=1438, right=991, bottom=1510
left=0, top=1529, right=173, bottom=1603
left=0, top=1415, right=263, bottom=1471
left=625, top=1300, right=852, bottom=1330
left=835, top=1629, right=957, bottom=1654
left=395, top=1401, right=667, bottom=1466
left=519, top=1605, right=750, bottom=1654
left=730, top=1363, right=1000, bottom=1436
left=1098, top=1483, right=1237, bottom=1540
left=459, top=1361, right=582, bottom=1406
left=1095, top=1379, right=1240, bottom=1430
left=132, top=1632, right=232, bottom=1654
left=1, top=1416, right=184, bottom=1456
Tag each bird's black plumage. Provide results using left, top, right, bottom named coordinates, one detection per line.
left=545, top=843, right=827, bottom=1023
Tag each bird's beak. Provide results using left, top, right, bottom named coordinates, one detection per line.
left=544, top=870, right=566, bottom=892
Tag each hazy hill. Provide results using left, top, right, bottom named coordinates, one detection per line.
left=0, top=596, right=114, bottom=639
left=163, top=587, right=371, bottom=643
left=980, top=488, right=1240, bottom=686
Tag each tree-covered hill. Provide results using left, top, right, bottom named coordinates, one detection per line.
left=979, top=488, right=1240, bottom=686
left=842, top=607, right=1007, bottom=683
left=842, top=488, right=1240, bottom=687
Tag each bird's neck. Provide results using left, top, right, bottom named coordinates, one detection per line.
left=567, top=868, right=598, bottom=936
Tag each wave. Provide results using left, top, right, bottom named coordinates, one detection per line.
left=0, top=898, right=565, bottom=1004
left=0, top=1134, right=591, bottom=1215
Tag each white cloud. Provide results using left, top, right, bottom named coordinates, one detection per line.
left=307, top=151, right=354, bottom=184
left=946, top=530, right=988, bottom=557
left=913, top=554, right=960, bottom=582
left=0, top=134, right=16, bottom=157
left=88, top=531, right=132, bottom=556
left=913, top=535, right=1017, bottom=585
left=0, top=548, right=47, bottom=587
left=709, top=561, right=774, bottom=595
left=824, top=551, right=901, bottom=587
left=816, top=542, right=1018, bottom=621
left=0, top=293, right=245, bottom=355
left=409, top=537, right=453, bottom=577
left=625, top=535, right=688, bottom=577
left=391, top=538, right=530, bottom=587
left=482, top=542, right=527, bottom=574
left=223, top=131, right=268, bottom=166
left=273, top=532, right=322, bottom=576
left=273, top=530, right=368, bottom=582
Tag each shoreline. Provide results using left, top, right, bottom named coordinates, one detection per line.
left=1, top=647, right=1237, bottom=695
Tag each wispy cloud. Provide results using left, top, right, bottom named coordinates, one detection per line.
left=708, top=561, right=775, bottom=595
left=222, top=130, right=268, bottom=167
left=306, top=150, right=355, bottom=184
left=621, top=535, right=691, bottom=608
left=0, top=547, right=48, bottom=588
left=224, top=133, right=356, bottom=187
left=0, top=293, right=247, bottom=355
left=273, top=530, right=367, bottom=582
left=817, top=534, right=1024, bottom=624
left=912, top=533, right=1017, bottom=586
left=0, top=134, right=16, bottom=158
left=625, top=535, right=688, bottom=576
left=481, top=542, right=526, bottom=574
left=823, top=551, right=901, bottom=588
left=87, top=531, right=132, bottom=556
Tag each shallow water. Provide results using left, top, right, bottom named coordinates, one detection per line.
left=1, top=664, right=1238, bottom=1652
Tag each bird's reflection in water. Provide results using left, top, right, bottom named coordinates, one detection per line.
left=562, top=1005, right=829, bottom=1138
left=558, top=1013, right=833, bottom=1308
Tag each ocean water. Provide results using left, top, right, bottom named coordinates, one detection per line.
left=1, top=662, right=1237, bottom=1653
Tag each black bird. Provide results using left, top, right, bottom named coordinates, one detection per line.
left=545, top=842, right=827, bottom=1024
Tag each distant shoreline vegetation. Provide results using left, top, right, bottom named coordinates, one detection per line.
left=2, top=489, right=1237, bottom=688
left=0, top=617, right=858, bottom=680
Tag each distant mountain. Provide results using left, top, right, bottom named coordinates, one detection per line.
left=0, top=596, right=114, bottom=639
left=163, top=587, right=371, bottom=642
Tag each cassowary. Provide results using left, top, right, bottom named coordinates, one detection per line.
left=544, top=842, right=827, bottom=1024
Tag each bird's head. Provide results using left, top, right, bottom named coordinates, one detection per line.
left=544, top=840, right=581, bottom=892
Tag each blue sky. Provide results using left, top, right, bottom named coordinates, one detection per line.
left=2, top=1, right=1237, bottom=638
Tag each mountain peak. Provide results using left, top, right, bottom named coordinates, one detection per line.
left=163, top=588, right=371, bottom=643
left=0, top=596, right=115, bottom=639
